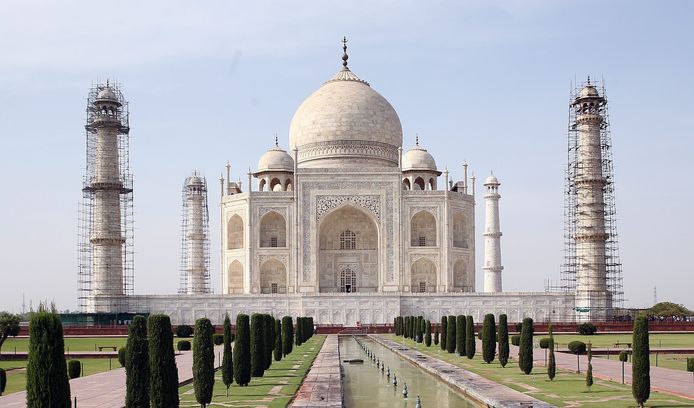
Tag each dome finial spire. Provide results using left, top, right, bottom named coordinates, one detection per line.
left=342, top=36, right=349, bottom=68
left=275, top=134, right=279, bottom=147
left=415, top=133, right=419, bottom=146
left=587, top=75, right=591, bottom=85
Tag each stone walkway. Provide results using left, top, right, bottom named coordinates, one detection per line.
left=291, top=335, right=342, bottom=407
left=0, top=346, right=221, bottom=407
left=370, top=335, right=554, bottom=408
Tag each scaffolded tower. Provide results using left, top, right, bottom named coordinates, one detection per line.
left=78, top=81, right=134, bottom=313
left=561, top=78, right=624, bottom=321
left=179, top=171, right=211, bottom=294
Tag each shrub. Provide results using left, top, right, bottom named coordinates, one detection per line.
left=176, top=324, right=194, bottom=338
left=26, top=304, right=71, bottom=407
left=446, top=315, right=456, bottom=353
left=250, top=314, right=265, bottom=377
left=548, top=325, right=556, bottom=381
left=455, top=315, right=465, bottom=356
left=233, top=314, right=251, bottom=386
left=0, top=367, right=6, bottom=396
left=511, top=334, right=520, bottom=346
left=568, top=341, right=587, bottom=355
left=263, top=314, right=275, bottom=370
left=433, top=324, right=439, bottom=346
left=498, top=314, right=509, bottom=368
left=477, top=330, right=483, bottom=340
left=578, top=322, right=598, bottom=335
left=193, top=318, right=215, bottom=407
left=296, top=317, right=304, bottom=347
left=518, top=317, right=534, bottom=374
left=281, top=316, right=293, bottom=356
left=148, top=314, right=179, bottom=407
left=687, top=357, right=694, bottom=372
left=482, top=314, right=496, bottom=364
left=466, top=316, right=475, bottom=359
left=440, top=316, right=448, bottom=351
left=222, top=313, right=234, bottom=396
left=0, top=312, right=21, bottom=354
left=586, top=343, right=594, bottom=390
left=125, top=315, right=149, bottom=407
left=68, top=360, right=81, bottom=379
left=213, top=334, right=224, bottom=345
left=619, top=350, right=629, bottom=362
left=514, top=322, right=522, bottom=332
left=425, top=320, right=432, bottom=347
left=118, top=347, right=126, bottom=367
left=632, top=315, right=650, bottom=407
left=539, top=338, right=551, bottom=349
left=177, top=340, right=191, bottom=351
left=274, top=318, right=282, bottom=362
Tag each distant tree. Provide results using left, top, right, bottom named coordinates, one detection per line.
left=632, top=315, right=651, bottom=407
left=518, top=317, right=533, bottom=374
left=125, top=315, right=149, bottom=407
left=26, top=304, right=71, bottom=407
left=221, top=314, right=233, bottom=397
left=433, top=323, right=439, bottom=346
left=0, top=312, right=20, bottom=354
left=274, top=318, right=282, bottom=362
left=264, top=315, right=275, bottom=370
left=0, top=367, right=6, bottom=396
left=466, top=316, right=475, bottom=359
left=67, top=360, right=81, bottom=379
left=446, top=315, right=456, bottom=353
left=233, top=314, right=251, bottom=386
left=455, top=315, right=465, bottom=356
left=281, top=316, right=293, bottom=356
left=148, top=314, right=179, bottom=408
left=548, top=324, right=556, bottom=381
left=482, top=314, right=496, bottom=364
left=440, top=316, right=448, bottom=351
left=498, top=314, right=509, bottom=368
left=648, top=302, right=693, bottom=317
left=193, top=318, right=215, bottom=407
left=424, top=320, right=432, bottom=347
left=577, top=322, right=598, bottom=335
left=177, top=340, right=191, bottom=351
left=250, top=314, right=265, bottom=377
left=586, top=342, right=594, bottom=391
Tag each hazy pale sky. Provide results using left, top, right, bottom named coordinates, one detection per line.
left=1, top=0, right=692, bottom=313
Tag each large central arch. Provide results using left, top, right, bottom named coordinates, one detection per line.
left=318, top=205, right=379, bottom=293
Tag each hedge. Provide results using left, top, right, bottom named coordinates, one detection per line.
left=176, top=324, right=194, bottom=338
left=568, top=341, right=587, bottom=355
left=213, top=334, right=224, bottom=346
left=177, top=340, right=192, bottom=351
left=68, top=360, right=81, bottom=379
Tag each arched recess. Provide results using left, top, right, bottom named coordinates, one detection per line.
left=260, top=259, right=286, bottom=294
left=402, top=178, right=411, bottom=190
left=227, top=214, right=244, bottom=249
left=411, top=258, right=437, bottom=293
left=259, top=211, right=286, bottom=247
left=414, top=177, right=425, bottom=190
left=259, top=179, right=267, bottom=191
left=270, top=178, right=282, bottom=191
left=428, top=178, right=436, bottom=190
left=452, top=211, right=468, bottom=248
left=453, top=259, right=469, bottom=291
left=411, top=210, right=436, bottom=247
left=285, top=179, right=293, bottom=191
left=318, top=205, right=378, bottom=293
left=227, top=260, right=244, bottom=294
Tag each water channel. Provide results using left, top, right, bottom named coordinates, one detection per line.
left=340, top=336, right=477, bottom=407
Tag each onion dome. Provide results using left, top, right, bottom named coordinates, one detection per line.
left=402, top=137, right=439, bottom=173
left=257, top=139, right=294, bottom=173
left=95, top=81, right=120, bottom=104
left=484, top=173, right=499, bottom=186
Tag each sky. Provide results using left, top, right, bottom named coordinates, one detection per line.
left=0, top=0, right=692, bottom=313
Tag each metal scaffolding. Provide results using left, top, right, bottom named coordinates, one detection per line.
left=560, top=79, right=624, bottom=319
left=179, top=171, right=211, bottom=294
left=78, top=81, right=134, bottom=312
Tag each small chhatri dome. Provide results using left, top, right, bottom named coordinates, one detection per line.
left=257, top=140, right=294, bottom=172
left=185, top=171, right=204, bottom=187
left=579, top=84, right=599, bottom=98
left=402, top=136, right=439, bottom=173
left=96, top=81, right=119, bottom=103
left=484, top=173, right=499, bottom=185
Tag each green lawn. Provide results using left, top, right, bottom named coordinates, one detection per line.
left=179, top=335, right=325, bottom=408
left=550, top=333, right=694, bottom=351
left=1, top=337, right=128, bottom=353
left=385, top=335, right=694, bottom=408
left=594, top=352, right=694, bottom=372
left=0, top=358, right=121, bottom=395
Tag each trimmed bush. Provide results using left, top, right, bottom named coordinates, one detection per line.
left=455, top=315, right=465, bottom=356
left=568, top=341, right=587, bottom=355
left=0, top=367, right=6, bottom=396
left=148, top=314, right=179, bottom=407
left=586, top=343, right=594, bottom=390
left=687, top=357, right=694, bottom=373
left=250, top=314, right=265, bottom=377
left=548, top=325, right=556, bottom=381
left=518, top=317, right=534, bottom=374
left=425, top=320, right=432, bottom=347
left=281, top=316, right=293, bottom=356
left=514, top=322, right=522, bottom=332
left=68, top=360, right=81, bottom=379
left=632, top=315, right=650, bottom=407
left=482, top=314, right=496, bottom=364
left=233, top=314, right=251, bottom=386
left=193, top=318, right=215, bottom=407
left=498, top=314, right=509, bottom=368
left=511, top=334, right=520, bottom=346
left=222, top=313, right=234, bottom=396
left=578, top=322, right=598, bottom=335
left=466, top=316, right=475, bottom=359
left=213, top=333, right=224, bottom=345
left=177, top=340, right=191, bottom=351
left=417, top=316, right=424, bottom=343
left=126, top=315, right=149, bottom=407
left=539, top=338, right=551, bottom=349
left=264, top=315, right=274, bottom=370
left=440, top=316, right=448, bottom=351
left=446, top=315, right=456, bottom=353
left=433, top=324, right=439, bottom=345
left=619, top=350, right=629, bottom=362
left=26, top=304, right=71, bottom=407
left=274, top=318, right=282, bottom=362
left=176, top=324, right=194, bottom=338
left=118, top=347, right=126, bottom=367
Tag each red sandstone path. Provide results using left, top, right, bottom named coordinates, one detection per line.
left=508, top=342, right=694, bottom=400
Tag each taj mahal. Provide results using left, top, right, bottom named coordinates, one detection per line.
left=79, top=40, right=621, bottom=325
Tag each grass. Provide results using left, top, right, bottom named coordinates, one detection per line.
left=594, top=353, right=694, bottom=372
left=0, top=358, right=121, bottom=395
left=385, top=335, right=694, bottom=408
left=179, top=335, right=325, bottom=408
left=1, top=337, right=128, bottom=353
left=549, top=333, right=694, bottom=350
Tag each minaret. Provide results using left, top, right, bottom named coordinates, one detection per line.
left=180, top=171, right=211, bottom=294
left=483, top=173, right=503, bottom=292
left=572, top=78, right=611, bottom=319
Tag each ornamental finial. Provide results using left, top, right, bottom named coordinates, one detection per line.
left=342, top=36, right=349, bottom=68
left=415, top=134, right=419, bottom=146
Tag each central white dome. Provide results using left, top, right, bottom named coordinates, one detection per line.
left=289, top=66, right=403, bottom=168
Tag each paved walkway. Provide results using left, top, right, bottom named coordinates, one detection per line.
left=371, top=335, right=554, bottom=408
left=291, top=335, right=342, bottom=408
left=0, top=347, right=221, bottom=407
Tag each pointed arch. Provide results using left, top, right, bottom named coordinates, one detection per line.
left=414, top=177, right=425, bottom=190
left=452, top=210, right=468, bottom=248
left=260, top=259, right=287, bottom=294
left=259, top=179, right=267, bottom=191
left=411, top=258, right=437, bottom=293
left=227, top=260, right=243, bottom=294
left=227, top=214, right=244, bottom=249
left=270, top=177, right=282, bottom=191
left=411, top=210, right=436, bottom=247
left=259, top=211, right=286, bottom=247
left=402, top=178, right=411, bottom=190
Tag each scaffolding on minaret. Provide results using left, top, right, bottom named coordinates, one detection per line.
left=179, top=171, right=212, bottom=295
left=78, top=81, right=134, bottom=313
left=560, top=78, right=624, bottom=319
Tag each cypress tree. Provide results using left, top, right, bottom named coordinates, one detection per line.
left=233, top=313, right=251, bottom=386
left=498, top=314, right=509, bottom=368
left=250, top=313, right=265, bottom=377
left=466, top=316, right=475, bottom=359
left=264, top=315, right=274, bottom=370
left=632, top=315, right=650, bottom=407
left=446, top=315, right=456, bottom=353
left=193, top=318, right=215, bottom=407
left=433, top=323, right=439, bottom=346
left=147, top=314, right=179, bottom=408
left=221, top=313, right=233, bottom=397
left=416, top=316, right=423, bottom=343
left=586, top=342, right=594, bottom=391
left=0, top=368, right=6, bottom=396
left=440, top=316, right=447, bottom=351
left=424, top=320, right=432, bottom=346
left=25, top=304, right=71, bottom=408
left=547, top=324, right=556, bottom=380
left=405, top=316, right=410, bottom=339
left=274, top=318, right=282, bottom=362
left=518, top=317, right=534, bottom=374
left=456, top=315, right=465, bottom=356
left=281, top=316, right=293, bottom=356
left=296, top=317, right=304, bottom=347
left=125, top=315, right=149, bottom=407
left=482, top=314, right=496, bottom=364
